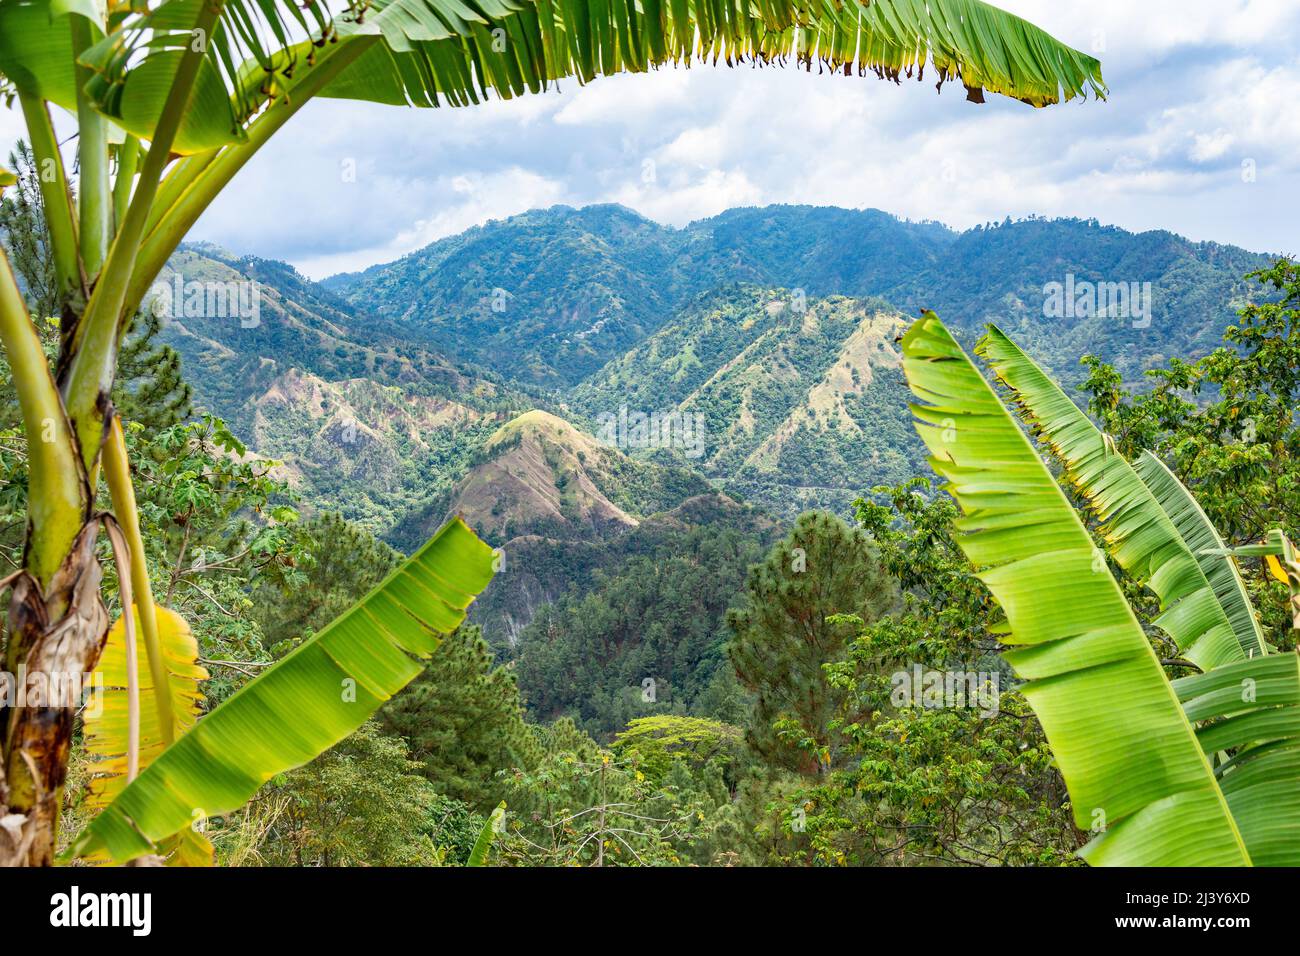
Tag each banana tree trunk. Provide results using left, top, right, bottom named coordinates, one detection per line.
left=0, top=522, right=108, bottom=866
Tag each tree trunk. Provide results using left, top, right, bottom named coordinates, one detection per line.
left=0, top=522, right=109, bottom=866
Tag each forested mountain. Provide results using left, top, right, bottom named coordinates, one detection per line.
left=150, top=205, right=1280, bottom=647
left=326, top=204, right=1274, bottom=388
left=572, top=288, right=920, bottom=515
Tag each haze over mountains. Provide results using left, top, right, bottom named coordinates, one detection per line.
left=157, top=203, right=1276, bottom=643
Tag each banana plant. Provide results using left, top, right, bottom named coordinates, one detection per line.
left=0, top=0, right=1104, bottom=865
left=900, top=313, right=1300, bottom=865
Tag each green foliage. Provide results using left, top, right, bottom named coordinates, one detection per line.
left=236, top=722, right=451, bottom=867
left=382, top=625, right=540, bottom=811
left=115, top=308, right=192, bottom=430
left=0, top=140, right=58, bottom=322
left=727, top=510, right=897, bottom=774
left=783, top=481, right=1080, bottom=866
left=1081, top=259, right=1300, bottom=645
left=119, top=415, right=303, bottom=701
left=611, top=716, right=744, bottom=786
left=514, top=522, right=769, bottom=737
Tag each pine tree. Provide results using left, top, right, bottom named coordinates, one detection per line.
left=114, top=309, right=192, bottom=429
left=0, top=141, right=59, bottom=322
left=727, top=510, right=897, bottom=775
left=382, top=625, right=541, bottom=810
left=252, top=512, right=400, bottom=648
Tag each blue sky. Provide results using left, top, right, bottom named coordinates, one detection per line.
left=4, top=1, right=1298, bottom=279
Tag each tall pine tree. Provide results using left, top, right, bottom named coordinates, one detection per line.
left=382, top=625, right=540, bottom=810
left=727, top=511, right=896, bottom=775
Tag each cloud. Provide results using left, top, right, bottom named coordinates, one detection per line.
left=292, top=168, right=569, bottom=277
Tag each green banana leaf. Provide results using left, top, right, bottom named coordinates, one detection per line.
left=68, top=516, right=496, bottom=864
left=977, top=324, right=1244, bottom=673
left=1135, top=451, right=1268, bottom=658
left=1173, top=653, right=1300, bottom=866
left=901, top=312, right=1249, bottom=865
left=0, top=0, right=248, bottom=153
left=14, top=0, right=1104, bottom=156
left=318, top=0, right=1106, bottom=112
left=467, top=802, right=506, bottom=866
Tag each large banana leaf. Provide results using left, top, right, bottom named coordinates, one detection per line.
left=901, top=312, right=1249, bottom=865
left=1174, top=653, right=1300, bottom=866
left=1135, top=451, right=1269, bottom=658
left=82, top=605, right=214, bottom=865
left=68, top=516, right=495, bottom=864
left=317, top=0, right=1107, bottom=112
left=5, top=0, right=1104, bottom=156
left=978, top=324, right=1244, bottom=673
left=0, top=0, right=251, bottom=153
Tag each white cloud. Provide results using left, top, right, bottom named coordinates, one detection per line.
left=553, top=69, right=693, bottom=126
left=293, top=168, right=569, bottom=278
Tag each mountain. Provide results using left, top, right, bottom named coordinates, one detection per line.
left=155, top=204, right=1278, bottom=543
left=325, top=204, right=1276, bottom=390
left=427, top=410, right=752, bottom=646
left=323, top=205, right=684, bottom=387
left=573, top=287, right=920, bottom=515
left=153, top=244, right=533, bottom=539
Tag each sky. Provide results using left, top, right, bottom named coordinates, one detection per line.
left=3, top=0, right=1298, bottom=279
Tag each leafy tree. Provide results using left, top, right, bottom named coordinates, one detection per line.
left=382, top=625, right=540, bottom=810
left=247, top=722, right=445, bottom=867
left=727, top=510, right=896, bottom=774
left=611, top=715, right=744, bottom=786
left=787, top=481, right=1079, bottom=866
left=497, top=719, right=700, bottom=867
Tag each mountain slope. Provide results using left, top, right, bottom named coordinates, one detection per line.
left=574, top=288, right=921, bottom=516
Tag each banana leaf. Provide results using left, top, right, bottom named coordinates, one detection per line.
left=68, top=516, right=495, bottom=864
left=901, top=312, right=1249, bottom=865
left=978, top=324, right=1244, bottom=672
